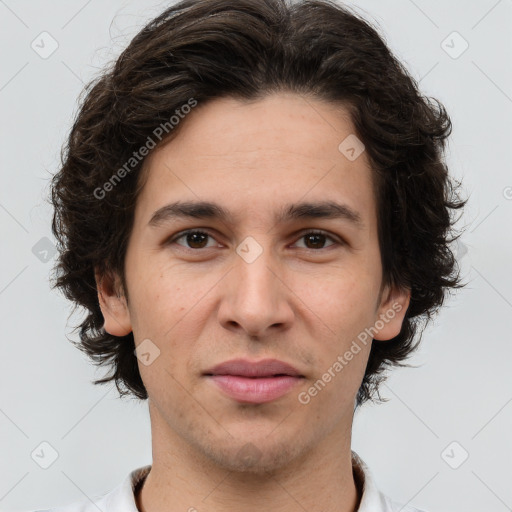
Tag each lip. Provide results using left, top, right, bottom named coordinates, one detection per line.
left=207, top=375, right=303, bottom=403
left=203, top=358, right=305, bottom=404
left=204, top=358, right=303, bottom=378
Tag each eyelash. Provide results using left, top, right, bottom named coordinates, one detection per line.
left=166, top=229, right=343, bottom=252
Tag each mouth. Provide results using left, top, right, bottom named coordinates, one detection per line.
left=203, top=358, right=305, bottom=404
left=203, top=358, right=304, bottom=378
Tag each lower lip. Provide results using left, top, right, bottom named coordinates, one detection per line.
left=207, top=375, right=303, bottom=403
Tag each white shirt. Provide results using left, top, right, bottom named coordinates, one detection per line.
left=32, top=451, right=427, bottom=512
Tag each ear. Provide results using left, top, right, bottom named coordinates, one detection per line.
left=95, top=267, right=132, bottom=336
left=372, top=283, right=411, bottom=341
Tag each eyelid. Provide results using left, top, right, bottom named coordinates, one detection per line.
left=166, top=228, right=344, bottom=250
left=167, top=228, right=223, bottom=249
left=289, top=229, right=342, bottom=251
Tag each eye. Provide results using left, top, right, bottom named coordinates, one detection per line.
left=166, top=229, right=342, bottom=251
left=292, top=230, right=339, bottom=250
left=169, top=229, right=219, bottom=250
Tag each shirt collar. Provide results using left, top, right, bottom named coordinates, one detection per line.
left=351, top=450, right=398, bottom=511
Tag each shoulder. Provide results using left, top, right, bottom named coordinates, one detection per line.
left=26, top=493, right=111, bottom=512
left=372, top=490, right=430, bottom=512
left=385, top=496, right=430, bottom=512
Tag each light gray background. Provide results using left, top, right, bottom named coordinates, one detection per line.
left=1, top=1, right=511, bottom=511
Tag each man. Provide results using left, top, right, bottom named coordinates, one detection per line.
left=42, top=0, right=466, bottom=510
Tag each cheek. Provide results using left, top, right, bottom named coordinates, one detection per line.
left=129, top=267, right=207, bottom=367
left=127, top=255, right=194, bottom=323
left=299, top=267, right=378, bottom=326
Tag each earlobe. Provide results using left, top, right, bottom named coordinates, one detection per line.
left=95, top=267, right=132, bottom=336
left=372, top=284, right=411, bottom=341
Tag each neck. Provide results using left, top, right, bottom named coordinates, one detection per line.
left=136, top=402, right=361, bottom=512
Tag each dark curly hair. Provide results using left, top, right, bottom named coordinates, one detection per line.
left=48, top=0, right=467, bottom=407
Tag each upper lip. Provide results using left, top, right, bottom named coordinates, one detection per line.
left=204, top=358, right=303, bottom=377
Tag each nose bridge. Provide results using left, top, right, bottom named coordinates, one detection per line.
left=234, top=235, right=280, bottom=304
left=219, top=235, right=293, bottom=335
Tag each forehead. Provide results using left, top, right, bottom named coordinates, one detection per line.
left=135, top=93, right=376, bottom=228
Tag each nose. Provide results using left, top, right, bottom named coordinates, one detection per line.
left=217, top=243, right=295, bottom=338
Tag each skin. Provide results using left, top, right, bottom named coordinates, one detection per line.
left=96, top=92, right=410, bottom=512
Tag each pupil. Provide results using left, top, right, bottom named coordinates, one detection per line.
left=306, top=234, right=324, bottom=249
left=188, top=232, right=207, bottom=248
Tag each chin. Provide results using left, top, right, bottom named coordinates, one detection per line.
left=197, top=435, right=307, bottom=476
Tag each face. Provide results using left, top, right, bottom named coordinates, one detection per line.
left=97, top=92, right=410, bottom=474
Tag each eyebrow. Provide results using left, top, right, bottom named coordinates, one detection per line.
left=148, top=200, right=364, bottom=229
